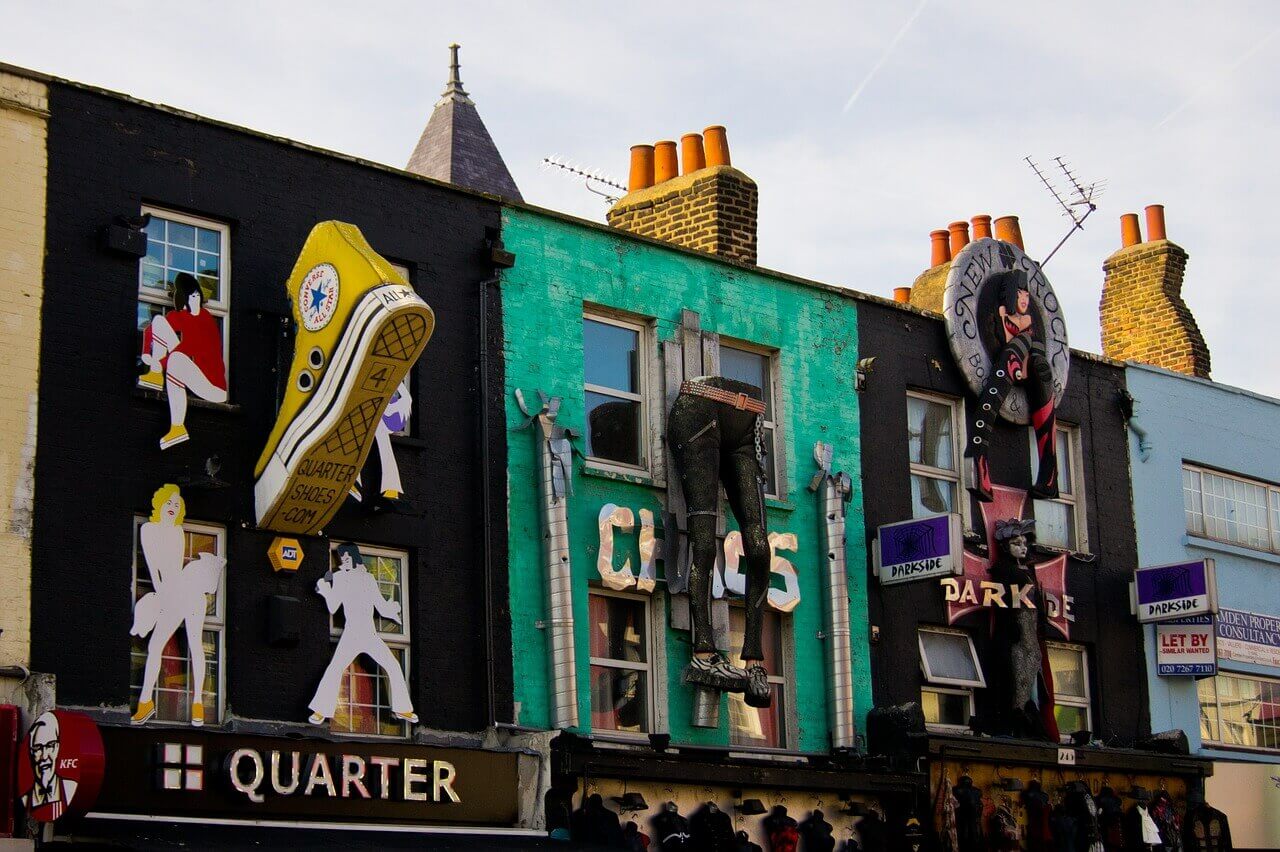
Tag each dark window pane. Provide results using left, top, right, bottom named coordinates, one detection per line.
left=721, top=346, right=770, bottom=417
left=589, top=665, right=647, bottom=733
left=922, top=689, right=969, bottom=727
left=168, top=221, right=196, bottom=247
left=762, top=427, right=778, bottom=495
left=583, top=319, right=639, bottom=393
left=907, top=396, right=954, bottom=470
left=910, top=474, right=955, bottom=519
left=729, top=684, right=784, bottom=748
left=588, top=595, right=647, bottom=662
left=586, top=391, right=641, bottom=466
left=920, top=630, right=980, bottom=683
left=196, top=227, right=220, bottom=253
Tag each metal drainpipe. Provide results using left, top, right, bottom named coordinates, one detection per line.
left=520, top=392, right=579, bottom=730
left=810, top=442, right=857, bottom=750
left=478, top=276, right=499, bottom=728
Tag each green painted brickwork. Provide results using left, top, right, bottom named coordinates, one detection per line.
left=501, top=207, right=870, bottom=752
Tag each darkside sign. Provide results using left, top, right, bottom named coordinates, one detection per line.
left=93, top=727, right=520, bottom=826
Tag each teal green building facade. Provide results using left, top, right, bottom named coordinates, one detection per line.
left=501, top=205, right=870, bottom=749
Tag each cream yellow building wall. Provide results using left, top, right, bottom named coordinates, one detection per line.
left=0, top=68, right=48, bottom=671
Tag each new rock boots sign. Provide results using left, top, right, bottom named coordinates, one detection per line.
left=943, top=238, right=1069, bottom=502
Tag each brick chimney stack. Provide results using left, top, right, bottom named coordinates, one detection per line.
left=1100, top=205, right=1210, bottom=378
left=606, top=126, right=758, bottom=265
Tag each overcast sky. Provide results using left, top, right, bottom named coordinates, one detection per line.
left=5, top=2, right=1278, bottom=394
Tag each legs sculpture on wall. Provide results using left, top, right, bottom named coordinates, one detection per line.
left=668, top=376, right=772, bottom=708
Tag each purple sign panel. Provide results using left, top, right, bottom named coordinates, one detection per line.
left=1133, top=559, right=1217, bottom=623
left=875, top=513, right=964, bottom=586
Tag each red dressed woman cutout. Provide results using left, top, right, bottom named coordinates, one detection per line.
left=138, top=272, right=227, bottom=449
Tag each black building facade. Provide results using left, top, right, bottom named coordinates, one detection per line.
left=29, top=80, right=536, bottom=845
left=857, top=291, right=1212, bottom=841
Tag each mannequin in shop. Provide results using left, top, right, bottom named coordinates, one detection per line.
left=652, top=801, right=693, bottom=851
left=763, top=804, right=799, bottom=852
left=799, top=809, right=835, bottom=852
left=690, top=801, right=736, bottom=851
left=953, top=775, right=985, bottom=852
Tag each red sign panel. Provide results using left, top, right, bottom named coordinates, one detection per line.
left=16, top=711, right=105, bottom=822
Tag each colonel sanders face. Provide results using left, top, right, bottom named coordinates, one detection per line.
left=28, top=716, right=59, bottom=790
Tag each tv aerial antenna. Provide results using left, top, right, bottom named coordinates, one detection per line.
left=541, top=156, right=626, bottom=205
left=1025, top=155, right=1106, bottom=267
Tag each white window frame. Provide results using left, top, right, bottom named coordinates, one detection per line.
left=1046, top=641, right=1092, bottom=742
left=918, top=626, right=986, bottom=688
left=326, top=541, right=411, bottom=738
left=583, top=311, right=651, bottom=475
left=906, top=391, right=969, bottom=526
left=138, top=206, right=231, bottom=391
left=920, top=685, right=976, bottom=732
left=1183, top=463, right=1280, bottom=555
left=130, top=517, right=226, bottom=726
left=587, top=589, right=657, bottom=739
left=726, top=606, right=790, bottom=751
left=720, top=339, right=787, bottom=500
left=1029, top=423, right=1088, bottom=552
left=1198, top=669, right=1280, bottom=753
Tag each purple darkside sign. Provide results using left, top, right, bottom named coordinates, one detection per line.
left=875, top=513, right=964, bottom=586
left=1133, top=559, right=1217, bottom=623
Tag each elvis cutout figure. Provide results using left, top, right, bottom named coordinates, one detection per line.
left=667, top=376, right=772, bottom=708
left=964, top=268, right=1058, bottom=503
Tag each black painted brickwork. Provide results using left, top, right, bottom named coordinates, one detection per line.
left=34, top=84, right=513, bottom=732
left=858, top=300, right=1149, bottom=745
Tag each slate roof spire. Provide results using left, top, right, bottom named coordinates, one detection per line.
left=406, top=43, right=522, bottom=200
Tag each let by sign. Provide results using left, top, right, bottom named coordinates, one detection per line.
left=1156, top=615, right=1217, bottom=676
left=1132, top=559, right=1217, bottom=623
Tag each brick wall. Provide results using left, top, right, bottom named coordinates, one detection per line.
left=0, top=70, right=48, bottom=670
left=1100, top=239, right=1210, bottom=378
left=605, top=165, right=757, bottom=265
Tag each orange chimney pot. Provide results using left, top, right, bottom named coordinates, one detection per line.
left=948, top=221, right=971, bottom=256
left=930, top=229, right=952, bottom=266
left=994, top=215, right=1024, bottom=249
left=1120, top=213, right=1142, bottom=248
left=972, top=214, right=993, bottom=240
left=893, top=286, right=912, bottom=304
left=628, top=144, right=655, bottom=192
left=654, top=141, right=678, bottom=184
left=680, top=133, right=706, bottom=175
left=1146, top=204, right=1166, bottom=241
left=704, top=125, right=731, bottom=167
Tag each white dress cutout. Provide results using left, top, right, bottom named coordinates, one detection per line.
left=130, top=488, right=225, bottom=722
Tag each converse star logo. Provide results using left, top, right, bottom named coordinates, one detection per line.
left=299, top=263, right=339, bottom=332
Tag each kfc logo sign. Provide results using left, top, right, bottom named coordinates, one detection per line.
left=17, top=711, right=104, bottom=821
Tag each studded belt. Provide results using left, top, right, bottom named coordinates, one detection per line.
left=679, top=380, right=766, bottom=414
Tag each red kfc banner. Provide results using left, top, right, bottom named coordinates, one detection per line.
left=17, top=711, right=104, bottom=822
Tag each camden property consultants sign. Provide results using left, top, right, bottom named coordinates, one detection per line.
left=1132, top=559, right=1218, bottom=623
left=874, top=513, right=964, bottom=586
left=1156, top=615, right=1217, bottom=677
left=1216, top=608, right=1280, bottom=670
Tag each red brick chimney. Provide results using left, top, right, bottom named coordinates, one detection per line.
left=607, top=126, right=758, bottom=265
left=1100, top=205, right=1210, bottom=378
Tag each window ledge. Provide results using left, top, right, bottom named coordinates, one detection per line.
left=765, top=496, right=795, bottom=512
left=582, top=461, right=657, bottom=487
left=134, top=387, right=241, bottom=414
left=1184, top=533, right=1280, bottom=566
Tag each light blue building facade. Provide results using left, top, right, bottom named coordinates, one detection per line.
left=1127, top=362, right=1280, bottom=845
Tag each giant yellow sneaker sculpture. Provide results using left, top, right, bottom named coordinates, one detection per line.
left=255, top=222, right=434, bottom=534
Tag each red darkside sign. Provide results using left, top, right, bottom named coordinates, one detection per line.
left=17, top=711, right=104, bottom=822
